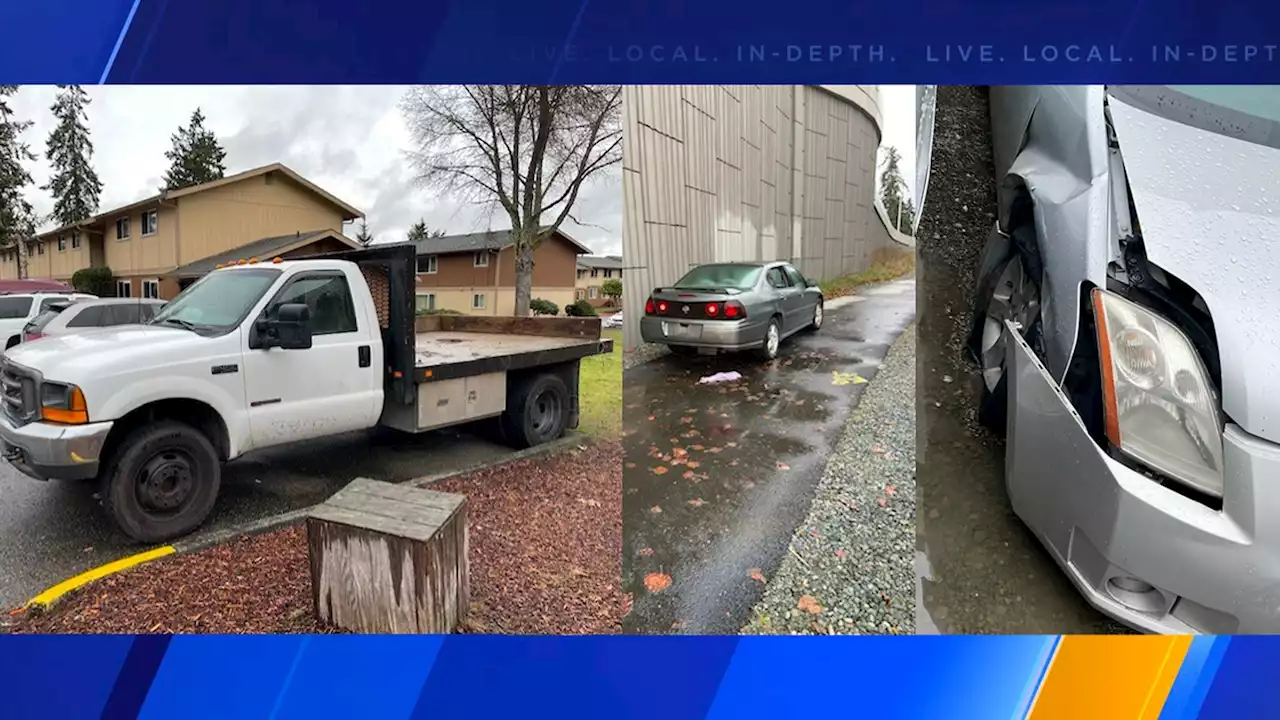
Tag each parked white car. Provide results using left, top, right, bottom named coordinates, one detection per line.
left=0, top=292, right=97, bottom=350
left=603, top=312, right=623, bottom=329
left=20, top=298, right=167, bottom=344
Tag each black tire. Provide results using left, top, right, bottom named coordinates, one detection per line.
left=757, top=317, right=782, bottom=360
left=100, top=420, right=221, bottom=543
left=501, top=373, right=570, bottom=449
left=805, top=299, right=824, bottom=332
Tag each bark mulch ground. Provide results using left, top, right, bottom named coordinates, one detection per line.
left=4, top=441, right=623, bottom=635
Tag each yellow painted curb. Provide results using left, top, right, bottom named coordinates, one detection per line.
left=25, top=546, right=176, bottom=611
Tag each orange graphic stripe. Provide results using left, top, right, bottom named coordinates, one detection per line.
left=1028, top=635, right=1192, bottom=720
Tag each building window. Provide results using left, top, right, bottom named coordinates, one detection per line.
left=142, top=279, right=160, bottom=299
left=604, top=269, right=614, bottom=278
left=115, top=217, right=130, bottom=240
left=71, top=232, right=81, bottom=249
left=25, top=245, right=32, bottom=257
left=473, top=252, right=489, bottom=267
left=576, top=269, right=586, bottom=279
left=116, top=279, right=132, bottom=298
left=576, top=288, right=586, bottom=300
left=416, top=255, right=438, bottom=274
left=142, top=210, right=158, bottom=236
left=415, top=293, right=437, bottom=313
left=56, top=236, right=66, bottom=252
left=590, top=268, right=599, bottom=278
left=37, top=242, right=44, bottom=255
left=472, top=293, right=486, bottom=309
left=588, top=286, right=598, bottom=299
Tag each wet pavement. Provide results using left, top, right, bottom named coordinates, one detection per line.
left=915, top=86, right=1127, bottom=634
left=621, top=277, right=915, bottom=634
left=0, top=426, right=516, bottom=609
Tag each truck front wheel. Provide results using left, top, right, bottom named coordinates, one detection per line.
left=502, top=373, right=570, bottom=449
left=100, top=420, right=222, bottom=543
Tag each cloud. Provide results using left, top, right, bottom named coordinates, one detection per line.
left=11, top=85, right=620, bottom=254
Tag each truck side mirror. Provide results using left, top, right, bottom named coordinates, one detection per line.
left=256, top=302, right=313, bottom=350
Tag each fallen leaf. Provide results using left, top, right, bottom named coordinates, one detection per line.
left=672, top=447, right=688, bottom=457
left=691, top=444, right=705, bottom=451
left=749, top=568, right=766, bottom=583
left=877, top=497, right=888, bottom=507
left=625, top=462, right=637, bottom=469
left=835, top=549, right=846, bottom=558
left=708, top=447, right=723, bottom=454
left=648, top=415, right=656, bottom=421
left=797, top=595, right=824, bottom=614
left=871, top=443, right=887, bottom=454
left=885, top=484, right=896, bottom=496
left=652, top=466, right=669, bottom=475
left=831, top=371, right=869, bottom=386
left=686, top=460, right=701, bottom=469
left=729, top=460, right=740, bottom=467
left=776, top=462, right=791, bottom=470
left=638, top=547, right=655, bottom=557
left=680, top=416, right=693, bottom=424
left=682, top=470, right=696, bottom=479
left=727, top=441, right=739, bottom=448
left=687, top=498, right=706, bottom=507
left=644, top=573, right=673, bottom=593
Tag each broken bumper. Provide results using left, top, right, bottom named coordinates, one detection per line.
left=1005, top=322, right=1280, bottom=634
left=0, top=413, right=111, bottom=482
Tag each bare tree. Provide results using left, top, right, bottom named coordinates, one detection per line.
left=401, top=86, right=621, bottom=316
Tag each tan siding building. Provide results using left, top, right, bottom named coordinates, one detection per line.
left=621, top=85, right=909, bottom=349
left=413, top=229, right=587, bottom=316
left=1, top=163, right=363, bottom=298
left=575, top=255, right=623, bottom=307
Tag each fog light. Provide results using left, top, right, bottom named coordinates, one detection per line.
left=1106, top=575, right=1165, bottom=614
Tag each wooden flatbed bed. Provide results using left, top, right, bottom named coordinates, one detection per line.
left=411, top=314, right=614, bottom=383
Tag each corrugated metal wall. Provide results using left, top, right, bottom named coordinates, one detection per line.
left=622, top=85, right=894, bottom=350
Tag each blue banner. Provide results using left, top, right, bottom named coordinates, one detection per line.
left=3, top=0, right=1280, bottom=83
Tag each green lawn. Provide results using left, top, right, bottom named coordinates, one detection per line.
left=577, top=329, right=622, bottom=439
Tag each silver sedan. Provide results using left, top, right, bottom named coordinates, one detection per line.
left=967, top=85, right=1280, bottom=634
left=639, top=261, right=823, bottom=360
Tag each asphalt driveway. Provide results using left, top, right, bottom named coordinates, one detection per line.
left=0, top=427, right=518, bottom=610
left=622, top=276, right=915, bottom=634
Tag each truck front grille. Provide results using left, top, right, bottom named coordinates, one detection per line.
left=1, top=360, right=38, bottom=426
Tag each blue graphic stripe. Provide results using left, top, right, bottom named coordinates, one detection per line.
left=1190, top=636, right=1280, bottom=719
left=1159, top=636, right=1230, bottom=720
left=0, top=635, right=135, bottom=718
left=99, top=0, right=144, bottom=84
left=101, top=635, right=173, bottom=720
left=271, top=636, right=443, bottom=719
left=1013, top=636, right=1061, bottom=720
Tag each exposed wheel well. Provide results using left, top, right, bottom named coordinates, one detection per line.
left=101, top=399, right=231, bottom=470
left=4, top=335, right=19, bottom=349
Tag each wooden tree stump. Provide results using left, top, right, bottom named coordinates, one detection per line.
left=307, top=478, right=468, bottom=633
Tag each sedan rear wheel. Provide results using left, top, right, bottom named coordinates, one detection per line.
left=809, top=300, right=824, bottom=331
left=758, top=318, right=782, bottom=360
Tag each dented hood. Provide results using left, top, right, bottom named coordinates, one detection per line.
left=1109, top=87, right=1280, bottom=445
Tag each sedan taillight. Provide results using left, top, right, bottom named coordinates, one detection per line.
left=705, top=303, right=719, bottom=317
left=724, top=300, right=746, bottom=319
left=22, top=332, right=41, bottom=342
left=645, top=297, right=656, bottom=314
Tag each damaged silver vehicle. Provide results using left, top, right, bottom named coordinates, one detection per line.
left=969, top=86, right=1280, bottom=634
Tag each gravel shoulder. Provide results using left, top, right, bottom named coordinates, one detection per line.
left=741, top=325, right=916, bottom=635
left=4, top=442, right=623, bottom=635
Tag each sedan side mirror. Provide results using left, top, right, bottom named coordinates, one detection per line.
left=255, top=302, right=313, bottom=350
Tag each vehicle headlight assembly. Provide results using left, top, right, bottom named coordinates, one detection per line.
left=40, top=382, right=88, bottom=425
left=1092, top=288, right=1223, bottom=497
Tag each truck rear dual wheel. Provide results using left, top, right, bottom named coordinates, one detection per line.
left=501, top=373, right=570, bottom=449
left=101, top=420, right=221, bottom=544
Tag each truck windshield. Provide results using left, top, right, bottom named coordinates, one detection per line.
left=151, top=269, right=282, bottom=333
left=674, top=264, right=763, bottom=290
left=1111, top=85, right=1280, bottom=151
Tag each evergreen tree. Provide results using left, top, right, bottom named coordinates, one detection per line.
left=43, top=85, right=102, bottom=228
left=878, top=145, right=916, bottom=233
left=356, top=219, right=374, bottom=245
left=407, top=219, right=446, bottom=242
left=0, top=86, right=37, bottom=263
left=162, top=108, right=227, bottom=190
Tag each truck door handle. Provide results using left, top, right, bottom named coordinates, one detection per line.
left=358, top=345, right=371, bottom=368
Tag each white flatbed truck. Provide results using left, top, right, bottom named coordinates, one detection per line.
left=0, top=244, right=612, bottom=542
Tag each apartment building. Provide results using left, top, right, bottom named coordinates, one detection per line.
left=0, top=163, right=363, bottom=298
left=575, top=255, right=622, bottom=307
left=412, top=228, right=590, bottom=315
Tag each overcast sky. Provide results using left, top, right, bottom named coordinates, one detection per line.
left=9, top=86, right=622, bottom=254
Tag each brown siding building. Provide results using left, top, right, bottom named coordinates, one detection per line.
left=412, top=228, right=590, bottom=315
left=1, top=163, right=364, bottom=299
left=575, top=255, right=623, bottom=307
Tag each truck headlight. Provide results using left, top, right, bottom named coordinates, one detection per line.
left=41, top=382, right=88, bottom=425
left=1092, top=288, right=1224, bottom=497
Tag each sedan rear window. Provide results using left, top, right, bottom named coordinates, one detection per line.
left=0, top=297, right=33, bottom=319
left=674, top=264, right=762, bottom=290
left=27, top=307, right=66, bottom=332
